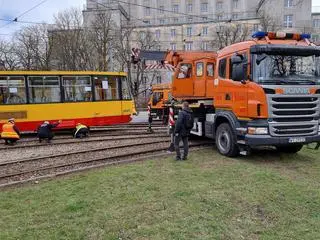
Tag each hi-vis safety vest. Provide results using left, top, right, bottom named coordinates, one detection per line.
left=1, top=123, right=20, bottom=139
left=74, top=124, right=87, bottom=136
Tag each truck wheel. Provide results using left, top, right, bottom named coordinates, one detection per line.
left=215, top=123, right=239, bottom=157
left=276, top=144, right=303, bottom=154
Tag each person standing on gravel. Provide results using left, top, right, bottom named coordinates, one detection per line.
left=37, top=120, right=61, bottom=143
left=1, top=118, right=20, bottom=145
left=174, top=101, right=194, bottom=161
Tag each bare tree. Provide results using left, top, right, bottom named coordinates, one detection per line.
left=212, top=22, right=250, bottom=50
left=14, top=24, right=52, bottom=70
left=14, top=28, right=37, bottom=70
left=87, top=10, right=114, bottom=71
left=0, top=39, right=19, bottom=70
left=130, top=30, right=160, bottom=107
left=114, top=24, right=160, bottom=108
left=113, top=25, right=134, bottom=98
left=114, top=25, right=132, bottom=72
left=51, top=8, right=94, bottom=70
left=258, top=10, right=281, bottom=32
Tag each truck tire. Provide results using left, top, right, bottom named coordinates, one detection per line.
left=215, top=123, right=239, bottom=157
left=276, top=144, right=303, bottom=154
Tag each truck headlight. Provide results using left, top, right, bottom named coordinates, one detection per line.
left=248, top=127, right=268, bottom=135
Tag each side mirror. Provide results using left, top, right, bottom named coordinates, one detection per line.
left=240, top=79, right=246, bottom=84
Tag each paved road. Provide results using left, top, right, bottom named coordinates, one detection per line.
left=131, top=111, right=148, bottom=123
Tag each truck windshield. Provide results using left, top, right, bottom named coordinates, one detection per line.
left=152, top=92, right=163, bottom=106
left=252, top=54, right=320, bottom=85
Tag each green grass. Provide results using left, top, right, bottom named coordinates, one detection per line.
left=0, top=147, right=319, bottom=240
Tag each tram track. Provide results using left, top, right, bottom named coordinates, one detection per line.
left=0, top=140, right=212, bottom=188
left=90, top=126, right=165, bottom=131
left=14, top=125, right=168, bottom=142
left=19, top=128, right=167, bottom=141
left=91, top=122, right=164, bottom=129
left=0, top=132, right=169, bottom=150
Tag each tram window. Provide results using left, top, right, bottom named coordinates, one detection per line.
left=0, top=76, right=26, bottom=104
left=28, top=76, right=61, bottom=103
left=63, top=76, right=92, bottom=102
left=121, top=77, right=131, bottom=100
left=94, top=76, right=119, bottom=101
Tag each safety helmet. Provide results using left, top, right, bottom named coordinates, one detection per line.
left=8, top=118, right=15, bottom=123
left=44, top=121, right=49, bottom=124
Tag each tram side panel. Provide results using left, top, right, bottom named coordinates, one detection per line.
left=0, top=101, right=133, bottom=132
left=0, top=72, right=134, bottom=132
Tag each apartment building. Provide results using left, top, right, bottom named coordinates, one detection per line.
left=312, top=6, right=320, bottom=43
left=258, top=0, right=312, bottom=32
left=83, top=0, right=312, bottom=107
left=84, top=0, right=312, bottom=50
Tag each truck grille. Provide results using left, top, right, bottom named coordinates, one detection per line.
left=268, top=96, right=319, bottom=136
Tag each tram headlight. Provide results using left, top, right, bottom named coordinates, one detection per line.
left=248, top=127, right=268, bottom=135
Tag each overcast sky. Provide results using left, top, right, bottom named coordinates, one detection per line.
left=0, top=0, right=86, bottom=38
left=1, top=0, right=320, bottom=38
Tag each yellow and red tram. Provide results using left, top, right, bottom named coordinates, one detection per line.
left=0, top=71, right=135, bottom=132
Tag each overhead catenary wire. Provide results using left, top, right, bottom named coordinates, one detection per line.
left=0, top=0, right=314, bottom=41
left=16, top=0, right=50, bottom=19
left=0, top=0, right=312, bottom=34
left=90, top=0, right=314, bottom=34
left=116, top=0, right=218, bottom=22
left=0, top=16, right=313, bottom=43
left=0, top=15, right=311, bottom=33
left=0, top=18, right=48, bottom=25
left=0, top=0, right=50, bottom=29
left=88, top=0, right=312, bottom=39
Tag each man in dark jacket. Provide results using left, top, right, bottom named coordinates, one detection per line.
left=37, top=120, right=61, bottom=143
left=174, top=101, right=193, bottom=160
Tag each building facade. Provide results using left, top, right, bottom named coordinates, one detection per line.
left=83, top=0, right=312, bottom=107
left=84, top=0, right=312, bottom=52
left=312, top=6, right=320, bottom=43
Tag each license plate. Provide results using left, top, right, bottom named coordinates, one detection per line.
left=288, top=137, right=306, bottom=143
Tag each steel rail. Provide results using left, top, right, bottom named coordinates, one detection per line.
left=0, top=142, right=212, bottom=188
left=0, top=139, right=170, bottom=168
left=11, top=129, right=168, bottom=143
left=0, top=133, right=169, bottom=150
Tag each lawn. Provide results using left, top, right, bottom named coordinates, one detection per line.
left=0, top=147, right=319, bottom=240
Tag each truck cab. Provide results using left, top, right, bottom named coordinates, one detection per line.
left=148, top=83, right=172, bottom=122
left=201, top=32, right=320, bottom=156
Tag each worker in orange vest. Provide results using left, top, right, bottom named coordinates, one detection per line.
left=1, top=118, right=20, bottom=145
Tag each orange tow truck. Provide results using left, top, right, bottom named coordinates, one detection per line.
left=137, top=32, right=320, bottom=156
left=148, top=83, right=172, bottom=123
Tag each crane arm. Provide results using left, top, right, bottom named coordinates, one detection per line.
left=134, top=49, right=216, bottom=68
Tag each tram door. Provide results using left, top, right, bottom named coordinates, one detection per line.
left=93, top=76, right=120, bottom=125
